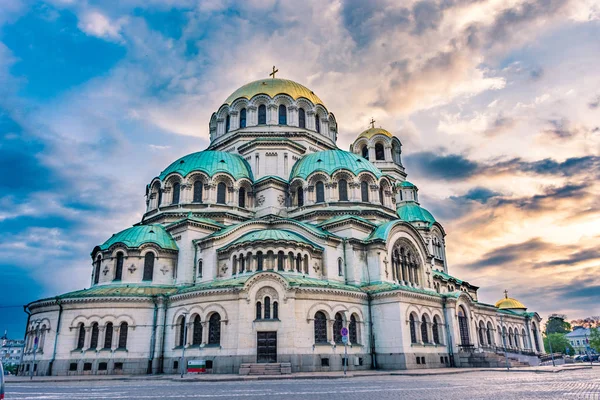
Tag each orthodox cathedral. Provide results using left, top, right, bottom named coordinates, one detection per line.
left=21, top=74, right=545, bottom=376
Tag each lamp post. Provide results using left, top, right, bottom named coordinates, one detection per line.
left=498, top=314, right=510, bottom=371
left=180, top=312, right=189, bottom=378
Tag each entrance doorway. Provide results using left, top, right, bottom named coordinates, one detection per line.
left=257, top=331, right=277, bottom=363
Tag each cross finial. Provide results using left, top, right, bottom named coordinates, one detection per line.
left=504, top=289, right=509, bottom=299
left=369, top=117, right=376, bottom=129
left=269, top=65, right=279, bottom=79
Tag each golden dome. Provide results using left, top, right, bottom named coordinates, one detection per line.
left=224, top=78, right=324, bottom=106
left=495, top=291, right=527, bottom=310
left=358, top=127, right=393, bottom=140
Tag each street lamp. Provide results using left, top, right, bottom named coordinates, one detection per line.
left=498, top=313, right=510, bottom=371
left=180, top=312, right=189, bottom=378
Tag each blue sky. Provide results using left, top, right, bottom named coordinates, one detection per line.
left=1, top=0, right=599, bottom=337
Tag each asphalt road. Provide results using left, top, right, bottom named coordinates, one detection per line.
left=5, top=369, right=600, bottom=400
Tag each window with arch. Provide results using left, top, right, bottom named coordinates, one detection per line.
left=225, top=115, right=230, bottom=132
left=457, top=307, right=470, bottom=346
left=93, top=256, right=101, bottom=285
left=192, top=316, right=202, bottom=346
left=118, top=322, right=128, bottom=349
left=239, top=256, right=244, bottom=274
left=433, top=316, right=441, bottom=344
left=532, top=324, right=540, bottom=351
left=315, top=115, right=320, bottom=133
left=338, top=258, right=343, bottom=276
left=297, top=187, right=304, bottom=207
left=114, top=252, right=124, bottom=281
left=264, top=297, right=271, bottom=319
left=240, top=108, right=247, bottom=128
left=239, top=187, right=246, bottom=208
left=333, top=313, right=343, bottom=343
left=198, top=260, right=203, bottom=278
left=278, top=105, right=287, bottom=125
left=521, top=328, right=527, bottom=348
left=362, top=145, right=369, bottom=159
left=421, top=316, right=429, bottom=343
left=409, top=314, right=417, bottom=343
left=257, top=252, right=264, bottom=271
left=208, top=313, right=221, bottom=345
left=193, top=181, right=203, bottom=203
left=375, top=143, right=385, bottom=160
left=178, top=317, right=186, bottom=347
left=338, top=179, right=348, bottom=201
left=303, top=255, right=309, bottom=274
left=298, top=108, right=306, bottom=128
left=143, top=252, right=154, bottom=281
left=258, top=104, right=266, bottom=125
left=349, top=315, right=358, bottom=344
left=315, top=181, right=325, bottom=203
left=76, top=324, right=85, bottom=349
left=103, top=322, right=113, bottom=349
left=508, top=328, right=514, bottom=347
left=90, top=323, right=99, bottom=349
left=273, top=301, right=279, bottom=319
left=172, top=182, right=180, bottom=205
left=157, top=187, right=162, bottom=208
left=256, top=302, right=262, bottom=320
left=361, top=181, right=369, bottom=202
left=487, top=323, right=493, bottom=345
left=217, top=182, right=227, bottom=204
left=379, top=186, right=385, bottom=205
left=478, top=322, right=485, bottom=345
left=314, top=312, right=327, bottom=344
left=277, top=251, right=284, bottom=271
left=295, top=254, right=302, bottom=272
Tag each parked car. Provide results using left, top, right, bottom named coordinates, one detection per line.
left=581, top=354, right=599, bottom=362
left=1, top=362, right=5, bottom=400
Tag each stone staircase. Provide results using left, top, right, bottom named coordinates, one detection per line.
left=239, top=363, right=292, bottom=375
left=457, top=351, right=531, bottom=368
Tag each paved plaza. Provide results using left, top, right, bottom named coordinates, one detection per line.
left=5, top=369, right=600, bottom=400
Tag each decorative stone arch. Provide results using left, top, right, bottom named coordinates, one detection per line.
left=215, top=104, right=232, bottom=120
left=69, top=316, right=91, bottom=330
left=164, top=173, right=184, bottom=187
left=171, top=307, right=191, bottom=326
left=243, top=271, right=290, bottom=300
left=109, top=246, right=129, bottom=259
left=211, top=172, right=235, bottom=187
left=186, top=171, right=210, bottom=186
left=272, top=94, right=294, bottom=107
left=405, top=304, right=423, bottom=320
left=306, top=171, right=330, bottom=187
left=331, top=169, right=354, bottom=181
left=306, top=302, right=334, bottom=322
left=389, top=235, right=426, bottom=285
left=295, top=98, right=315, bottom=112
left=385, top=222, right=431, bottom=260
left=188, top=306, right=205, bottom=322
left=114, top=315, right=136, bottom=328
left=202, top=303, right=229, bottom=324
left=347, top=307, right=365, bottom=322
left=230, top=98, right=250, bottom=112
left=138, top=244, right=161, bottom=258
left=331, top=304, right=350, bottom=321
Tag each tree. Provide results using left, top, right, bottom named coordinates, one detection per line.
left=570, top=316, right=600, bottom=329
left=546, top=314, right=571, bottom=334
left=590, top=327, right=600, bottom=353
left=543, top=333, right=573, bottom=355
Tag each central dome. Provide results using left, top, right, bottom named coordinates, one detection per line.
left=224, top=78, right=324, bottom=106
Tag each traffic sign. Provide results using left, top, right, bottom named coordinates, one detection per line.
left=342, top=336, right=348, bottom=344
left=341, top=327, right=348, bottom=337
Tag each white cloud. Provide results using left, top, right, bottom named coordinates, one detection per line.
left=77, top=10, right=127, bottom=42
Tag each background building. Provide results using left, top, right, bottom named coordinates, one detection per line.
left=1, top=331, right=24, bottom=371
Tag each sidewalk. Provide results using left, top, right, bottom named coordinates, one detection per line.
left=6, top=364, right=593, bottom=384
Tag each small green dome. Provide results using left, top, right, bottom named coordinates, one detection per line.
left=99, top=224, right=178, bottom=251
left=397, top=181, right=416, bottom=188
left=221, top=229, right=323, bottom=251
left=290, top=149, right=382, bottom=180
left=158, top=151, right=254, bottom=181
left=397, top=202, right=436, bottom=226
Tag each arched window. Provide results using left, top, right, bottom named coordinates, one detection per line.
left=217, top=182, right=226, bottom=204
left=157, top=187, right=162, bottom=208
left=278, top=105, right=287, bottom=125
left=208, top=313, right=221, bottom=345
left=90, top=323, right=99, bottom=349
left=239, top=187, right=246, bottom=208
left=487, top=323, right=493, bottom=345
left=225, top=115, right=230, bottom=132
left=273, top=302, right=279, bottom=319
left=257, top=252, right=263, bottom=271
left=338, top=179, right=348, bottom=201
left=298, top=108, right=306, bottom=128
left=93, top=256, right=101, bottom=285
left=178, top=317, right=185, bottom=347
left=532, top=324, right=540, bottom=352
left=333, top=313, right=343, bottom=343
left=143, top=252, right=154, bottom=281
left=360, top=181, right=369, bottom=202
left=338, top=258, right=343, bottom=276
left=303, top=255, right=309, bottom=274
left=421, top=316, right=428, bottom=343
left=264, top=297, right=271, bottom=319
left=239, top=256, right=244, bottom=274
left=362, top=145, right=369, bottom=159
left=240, top=108, right=247, bottom=128
left=314, top=312, right=327, bottom=344
left=315, top=115, right=320, bottom=133
left=349, top=315, right=357, bottom=344
left=198, top=260, right=203, bottom=278
left=508, top=328, right=514, bottom=347
left=458, top=307, right=470, bottom=346
left=193, top=181, right=203, bottom=203
left=76, top=324, right=85, bottom=349
left=118, top=322, right=128, bottom=349
left=315, top=181, right=325, bottom=203
left=172, top=182, right=180, bottom=205
left=521, top=329, right=527, bottom=348
left=478, top=322, right=485, bottom=345
left=375, top=143, right=385, bottom=160
left=277, top=251, right=284, bottom=271
left=295, top=254, right=302, bottom=272
left=114, top=252, right=124, bottom=281
left=256, top=302, right=262, bottom=320
left=409, top=314, right=417, bottom=343
left=297, top=187, right=304, bottom=207
left=192, top=316, right=202, bottom=346
left=379, top=186, right=384, bottom=205
left=433, top=317, right=441, bottom=344
left=258, top=104, right=266, bottom=125
left=103, top=323, right=113, bottom=349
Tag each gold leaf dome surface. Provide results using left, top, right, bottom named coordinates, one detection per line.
left=358, top=127, right=393, bottom=140
left=495, top=297, right=527, bottom=310
left=224, top=78, right=324, bottom=106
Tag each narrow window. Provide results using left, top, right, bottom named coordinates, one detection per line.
left=273, top=302, right=279, bottom=319
left=264, top=296, right=271, bottom=319
left=458, top=307, right=470, bottom=346
left=118, top=322, right=128, bottom=349
left=258, top=105, right=266, bottom=125
left=192, top=316, right=202, bottom=346
left=296, top=254, right=301, bottom=272
left=298, top=108, right=306, bottom=128
left=421, top=316, right=428, bottom=343
left=178, top=317, right=185, bottom=347
left=362, top=145, right=369, bottom=159
left=103, top=323, right=113, bottom=349
left=379, top=186, right=385, bottom=205
left=94, top=256, right=101, bottom=285
left=375, top=143, right=385, bottom=160
left=297, top=187, right=304, bottom=207
left=77, top=324, right=85, bottom=349
left=315, top=115, right=320, bottom=133
left=316, top=181, right=325, bottom=203
left=225, top=115, right=230, bottom=132
left=333, top=313, right=343, bottom=343
left=349, top=315, right=357, bottom=344
left=433, top=318, right=440, bottom=344
left=278, top=105, right=287, bottom=125
left=409, top=314, right=417, bottom=343
left=114, top=252, right=124, bottom=281
left=193, top=181, right=203, bottom=203
left=239, top=256, right=244, bottom=273
left=217, top=182, right=226, bottom=204
left=479, top=323, right=485, bottom=346
left=240, top=108, right=247, bottom=128
left=238, top=187, right=246, bottom=208
left=361, top=181, right=369, bottom=202
left=532, top=325, right=540, bottom=352
left=143, top=252, right=154, bottom=281
left=157, top=188, right=162, bottom=208
left=257, top=252, right=263, bottom=271
left=338, top=258, right=343, bottom=276
left=277, top=251, right=284, bottom=271
left=338, top=179, right=348, bottom=201
left=90, top=323, right=99, bottom=349
left=172, top=182, right=180, bottom=205
left=208, top=313, right=221, bottom=345
left=314, top=312, right=327, bottom=343
left=256, top=302, right=262, bottom=320
left=198, top=260, right=203, bottom=278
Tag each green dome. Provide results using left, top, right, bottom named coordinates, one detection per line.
left=397, top=202, right=436, bottom=226
left=397, top=181, right=416, bottom=188
left=290, top=149, right=382, bottom=180
left=221, top=229, right=323, bottom=251
left=158, top=151, right=254, bottom=181
left=99, top=224, right=178, bottom=251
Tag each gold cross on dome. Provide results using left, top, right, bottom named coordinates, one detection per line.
left=269, top=65, right=279, bottom=79
left=369, top=117, right=376, bottom=129
left=504, top=289, right=509, bottom=299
